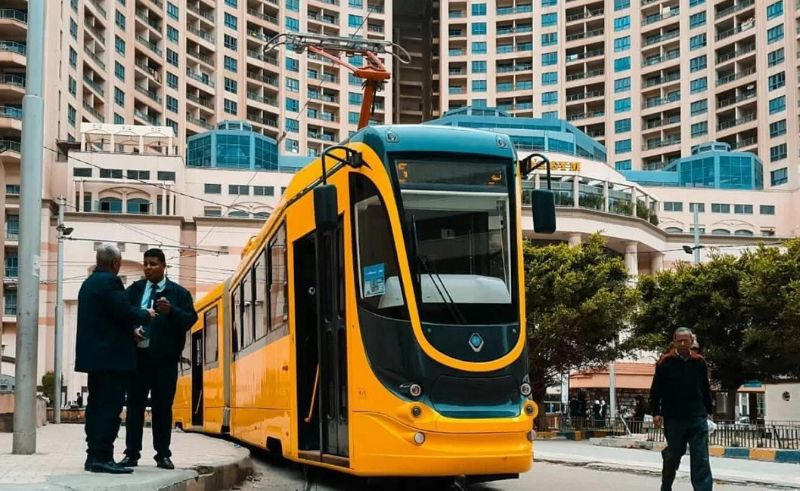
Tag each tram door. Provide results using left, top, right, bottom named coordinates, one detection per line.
left=316, top=219, right=348, bottom=459
left=191, top=330, right=203, bottom=426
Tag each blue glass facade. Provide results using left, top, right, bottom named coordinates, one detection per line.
left=187, top=120, right=281, bottom=171
left=425, top=107, right=608, bottom=163
left=623, top=142, right=763, bottom=190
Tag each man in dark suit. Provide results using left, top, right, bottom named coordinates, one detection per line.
left=75, top=243, right=155, bottom=474
left=120, top=248, right=197, bottom=470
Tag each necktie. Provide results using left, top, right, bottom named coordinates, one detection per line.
left=142, top=283, right=159, bottom=340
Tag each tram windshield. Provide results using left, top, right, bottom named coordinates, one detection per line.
left=386, top=159, right=517, bottom=325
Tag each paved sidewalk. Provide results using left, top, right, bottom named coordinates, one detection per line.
left=534, top=440, right=800, bottom=489
left=0, top=424, right=251, bottom=490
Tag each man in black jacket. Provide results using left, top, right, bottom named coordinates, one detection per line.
left=76, top=243, right=155, bottom=474
left=650, top=327, right=714, bottom=491
left=119, top=248, right=197, bottom=470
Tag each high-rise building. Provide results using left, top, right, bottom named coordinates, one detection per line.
left=435, top=0, right=800, bottom=190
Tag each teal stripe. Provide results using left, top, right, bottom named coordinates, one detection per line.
left=723, top=448, right=750, bottom=459
left=775, top=450, right=800, bottom=464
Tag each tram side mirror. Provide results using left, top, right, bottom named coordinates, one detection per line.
left=314, top=184, right=338, bottom=231
left=531, top=189, right=556, bottom=234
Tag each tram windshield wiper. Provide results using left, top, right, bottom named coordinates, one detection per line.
left=410, top=215, right=466, bottom=325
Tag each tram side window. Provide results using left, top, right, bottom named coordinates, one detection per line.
left=269, top=223, right=288, bottom=332
left=242, top=273, right=255, bottom=349
left=180, top=330, right=191, bottom=373
left=204, top=306, right=218, bottom=365
left=231, top=289, right=239, bottom=353
left=350, top=174, right=408, bottom=319
left=254, top=250, right=269, bottom=340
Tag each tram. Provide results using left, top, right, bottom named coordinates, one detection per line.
left=173, top=124, right=557, bottom=482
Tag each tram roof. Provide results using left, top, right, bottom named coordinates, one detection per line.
left=348, top=124, right=518, bottom=162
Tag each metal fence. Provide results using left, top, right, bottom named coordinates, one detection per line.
left=644, top=420, right=800, bottom=449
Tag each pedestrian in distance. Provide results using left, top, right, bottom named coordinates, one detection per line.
left=75, top=243, right=155, bottom=474
left=120, top=249, right=197, bottom=470
left=76, top=392, right=83, bottom=408
left=650, top=327, right=714, bottom=491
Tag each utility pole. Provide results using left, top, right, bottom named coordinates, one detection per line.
left=693, top=206, right=701, bottom=265
left=54, top=196, right=66, bottom=423
left=13, top=0, right=45, bottom=454
left=609, top=358, right=617, bottom=423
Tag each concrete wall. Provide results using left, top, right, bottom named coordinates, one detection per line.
left=765, top=383, right=800, bottom=421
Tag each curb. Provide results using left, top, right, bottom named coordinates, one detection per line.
left=592, top=437, right=800, bottom=464
left=177, top=450, right=254, bottom=491
left=537, top=429, right=621, bottom=441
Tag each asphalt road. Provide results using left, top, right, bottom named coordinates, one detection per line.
left=231, top=451, right=771, bottom=491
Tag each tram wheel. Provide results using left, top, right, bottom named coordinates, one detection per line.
left=449, top=475, right=468, bottom=491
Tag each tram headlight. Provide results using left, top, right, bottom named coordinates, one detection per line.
left=527, top=430, right=536, bottom=442
left=409, top=383, right=423, bottom=398
left=520, top=383, right=532, bottom=396
left=413, top=432, right=426, bottom=445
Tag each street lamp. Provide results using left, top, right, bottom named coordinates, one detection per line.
left=54, top=197, right=73, bottom=423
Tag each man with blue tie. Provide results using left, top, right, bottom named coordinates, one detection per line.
left=120, top=248, right=197, bottom=470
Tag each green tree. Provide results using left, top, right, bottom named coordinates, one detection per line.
left=523, top=234, right=636, bottom=428
left=41, top=371, right=55, bottom=407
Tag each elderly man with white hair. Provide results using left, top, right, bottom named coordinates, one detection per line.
left=75, top=243, right=155, bottom=474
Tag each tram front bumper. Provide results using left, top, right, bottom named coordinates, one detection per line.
left=348, top=411, right=533, bottom=477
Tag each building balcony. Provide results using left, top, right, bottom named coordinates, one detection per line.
left=187, top=50, right=215, bottom=67
left=716, top=66, right=755, bottom=85
left=716, top=112, right=756, bottom=130
left=643, top=94, right=680, bottom=109
left=83, top=47, right=106, bottom=70
left=246, top=71, right=278, bottom=87
left=566, top=89, right=604, bottom=102
left=566, top=8, right=604, bottom=23
left=0, top=9, right=27, bottom=37
left=82, top=101, right=105, bottom=122
left=247, top=91, right=278, bottom=107
left=86, top=0, right=107, bottom=18
left=716, top=21, right=754, bottom=42
left=187, top=26, right=214, bottom=44
left=0, top=139, right=20, bottom=155
left=716, top=44, right=755, bottom=64
left=0, top=73, right=25, bottom=95
left=565, top=28, right=603, bottom=42
left=247, top=8, right=278, bottom=25
left=135, top=35, right=162, bottom=56
left=135, top=84, right=162, bottom=104
left=715, top=0, right=754, bottom=19
left=717, top=90, right=756, bottom=109
left=186, top=113, right=213, bottom=129
left=135, top=12, right=163, bottom=32
left=565, top=48, right=604, bottom=63
left=186, top=93, right=214, bottom=109
left=644, top=114, right=680, bottom=129
left=187, top=5, right=214, bottom=23
left=133, top=108, right=160, bottom=125
left=186, top=69, right=215, bottom=88
left=644, top=72, right=680, bottom=87
left=83, top=76, right=105, bottom=97
left=0, top=40, right=26, bottom=56
left=567, top=110, right=605, bottom=121
left=135, top=60, right=162, bottom=83
left=642, top=8, right=680, bottom=26
left=642, top=50, right=680, bottom=67
left=643, top=30, right=680, bottom=47
left=643, top=137, right=680, bottom=150
left=565, top=68, right=604, bottom=82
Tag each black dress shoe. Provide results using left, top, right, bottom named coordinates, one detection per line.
left=83, top=459, right=94, bottom=471
left=155, top=457, right=175, bottom=470
left=88, top=461, right=134, bottom=474
left=118, top=456, right=139, bottom=467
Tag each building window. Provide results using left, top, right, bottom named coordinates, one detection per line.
left=69, top=18, right=78, bottom=39
left=222, top=12, right=237, bottom=30
left=542, top=0, right=557, bottom=6
left=615, top=160, right=632, bottom=170
left=99, top=168, right=123, bottom=179
left=69, top=47, right=77, bottom=67
left=542, top=52, right=558, bottom=66
left=166, top=72, right=178, bottom=89
left=691, top=122, right=708, bottom=137
left=285, top=139, right=299, bottom=153
left=614, top=97, right=631, bottom=113
left=114, top=113, right=124, bottom=124
left=771, top=168, right=788, bottom=186
left=689, top=12, right=705, bottom=28
left=67, top=105, right=76, bottom=126
left=767, top=0, right=783, bottom=19
left=472, top=22, right=488, bottom=34
left=614, top=36, right=630, bottom=52
left=472, top=79, right=487, bottom=92
left=472, top=60, right=487, bottom=73
left=253, top=186, right=275, bottom=196
left=229, top=185, right=249, bottom=195
left=614, top=77, right=631, bottom=93
left=166, top=119, right=177, bottom=134
left=68, top=76, right=77, bottom=96
left=285, top=97, right=299, bottom=112
left=613, top=15, right=630, bottom=31
left=204, top=207, right=222, bottom=217
left=224, top=34, right=238, bottom=51
left=114, top=62, right=125, bottom=81
left=769, top=119, right=786, bottom=137
left=223, top=77, right=238, bottom=94
left=115, top=36, right=125, bottom=55
left=285, top=118, right=299, bottom=132
left=690, top=100, right=707, bottom=115
left=286, top=78, right=299, bottom=92
left=286, top=0, right=300, bottom=10
left=540, top=14, right=556, bottom=27
left=614, top=57, right=630, bottom=72
left=348, top=14, right=362, bottom=28
left=734, top=204, right=753, bottom=214
left=690, top=34, right=706, bottom=50
left=167, top=2, right=179, bottom=19
left=690, top=77, right=707, bottom=93
left=541, top=33, right=558, bottom=46
left=166, top=49, right=179, bottom=67
left=615, top=139, right=631, bottom=153
left=770, top=143, right=787, bottom=162
left=472, top=3, right=487, bottom=15
left=614, top=0, right=630, bottom=10
left=166, top=95, right=178, bottom=112
left=689, top=203, right=705, bottom=213
left=768, top=72, right=785, bottom=91
left=348, top=92, right=362, bottom=104
left=285, top=57, right=299, bottom=72
left=767, top=48, right=784, bottom=67
left=157, top=171, right=176, bottom=181
left=286, top=17, right=299, bottom=31
left=769, top=95, right=786, bottom=114
left=689, top=0, right=705, bottom=5
left=224, top=99, right=238, bottom=115
left=542, top=72, right=557, bottom=85
left=115, top=10, right=126, bottom=29
left=541, top=91, right=557, bottom=105
left=114, top=87, right=125, bottom=106
left=167, top=26, right=179, bottom=43
left=711, top=203, right=730, bottom=213
left=615, top=119, right=631, bottom=133
left=767, top=24, right=784, bottom=44
left=224, top=56, right=238, bottom=72
left=690, top=55, right=706, bottom=72
left=471, top=42, right=487, bottom=54
left=663, top=201, right=683, bottom=212
left=760, top=205, right=776, bottom=215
